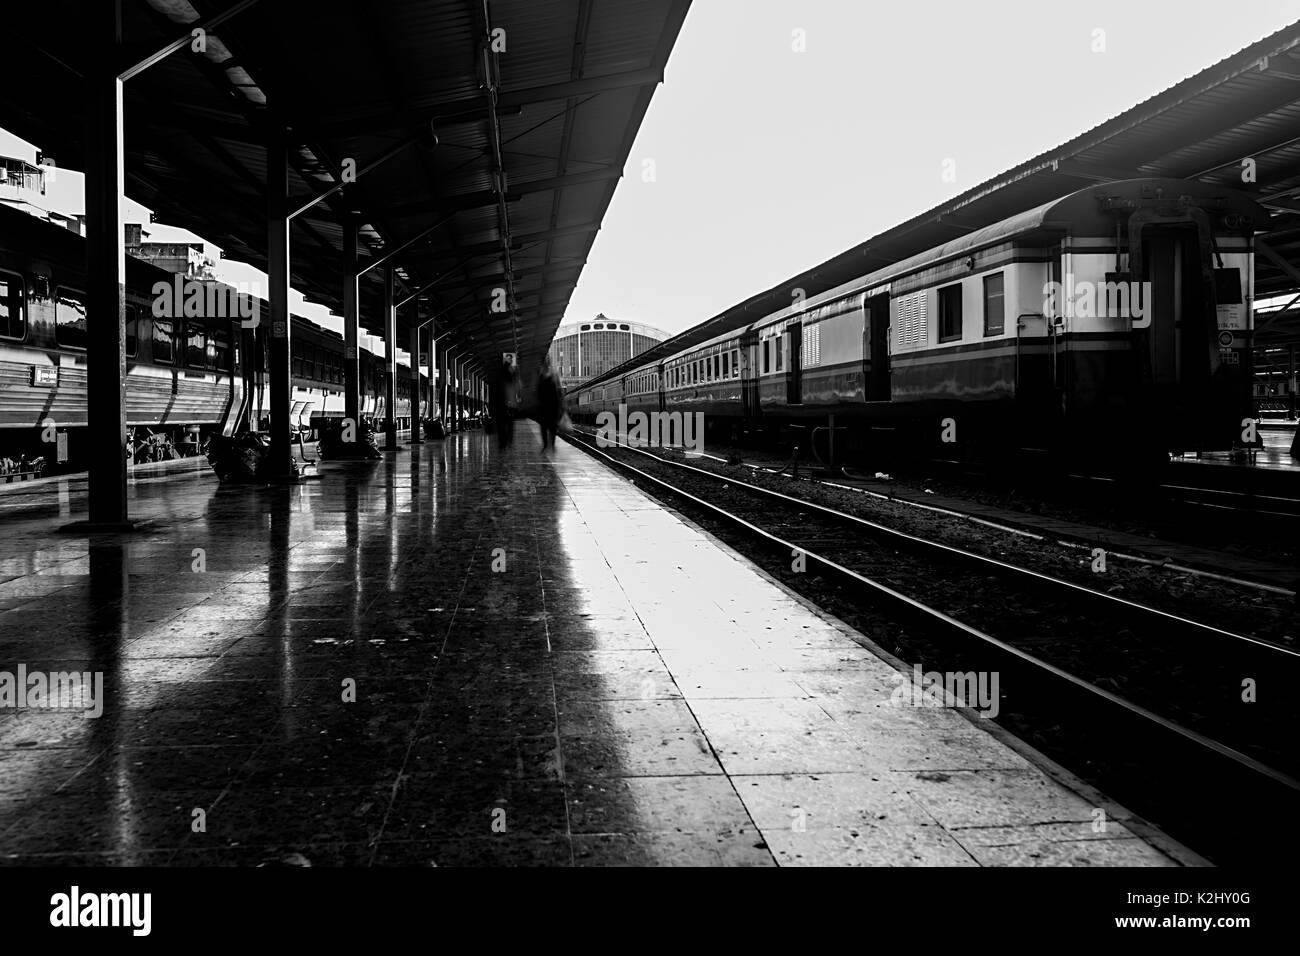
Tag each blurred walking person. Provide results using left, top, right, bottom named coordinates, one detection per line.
left=489, top=355, right=519, bottom=451
left=537, top=354, right=566, bottom=451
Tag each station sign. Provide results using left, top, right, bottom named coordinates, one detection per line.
left=419, top=352, right=429, bottom=366
left=30, top=366, right=57, bottom=386
left=502, top=351, right=516, bottom=366
left=1216, top=303, right=1246, bottom=330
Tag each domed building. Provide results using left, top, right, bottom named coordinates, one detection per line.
left=547, top=314, right=668, bottom=391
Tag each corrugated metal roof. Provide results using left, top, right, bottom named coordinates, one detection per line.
left=0, top=0, right=691, bottom=371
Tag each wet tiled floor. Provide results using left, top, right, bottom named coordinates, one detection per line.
left=0, top=425, right=1195, bottom=866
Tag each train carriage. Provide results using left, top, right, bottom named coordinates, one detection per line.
left=0, top=202, right=429, bottom=473
left=572, top=178, right=1265, bottom=463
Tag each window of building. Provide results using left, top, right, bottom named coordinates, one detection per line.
left=620, top=324, right=629, bottom=330
left=153, top=319, right=175, bottom=365
left=187, top=324, right=207, bottom=368
left=55, top=288, right=87, bottom=350
left=983, top=273, right=1005, bottom=336
left=939, top=284, right=963, bottom=342
left=0, top=271, right=25, bottom=340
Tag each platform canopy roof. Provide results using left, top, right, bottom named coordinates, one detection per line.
left=1, top=0, right=690, bottom=372
left=588, top=17, right=1300, bottom=388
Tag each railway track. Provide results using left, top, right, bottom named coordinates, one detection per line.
left=565, top=428, right=1300, bottom=865
left=651, top=440, right=1299, bottom=594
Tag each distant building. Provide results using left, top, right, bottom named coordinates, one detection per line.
left=548, top=315, right=668, bottom=390
left=1, top=153, right=215, bottom=277
left=0, top=156, right=60, bottom=223
left=128, top=235, right=216, bottom=278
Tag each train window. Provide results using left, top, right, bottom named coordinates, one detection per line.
left=205, top=333, right=218, bottom=369
left=55, top=288, right=87, bottom=350
left=186, top=325, right=207, bottom=368
left=983, top=273, right=1005, bottom=336
left=939, top=284, right=963, bottom=342
left=153, top=319, right=175, bottom=364
left=292, top=352, right=304, bottom=377
left=763, top=340, right=770, bottom=374
left=733, top=349, right=740, bottom=377
left=211, top=328, right=231, bottom=371
left=775, top=340, right=783, bottom=372
left=722, top=352, right=730, bottom=377
left=0, top=271, right=25, bottom=340
left=125, top=306, right=138, bottom=358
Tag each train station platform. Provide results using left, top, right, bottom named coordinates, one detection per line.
left=0, top=424, right=1197, bottom=866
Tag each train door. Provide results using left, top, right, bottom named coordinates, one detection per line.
left=740, top=329, right=760, bottom=420
left=785, top=322, right=802, bottom=404
left=863, top=293, right=891, bottom=401
left=1136, top=225, right=1214, bottom=411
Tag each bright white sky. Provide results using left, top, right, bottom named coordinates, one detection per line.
left=572, top=0, right=1300, bottom=334
left=4, top=0, right=1300, bottom=354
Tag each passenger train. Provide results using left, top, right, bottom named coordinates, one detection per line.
left=573, top=178, right=1266, bottom=465
left=0, top=202, right=430, bottom=474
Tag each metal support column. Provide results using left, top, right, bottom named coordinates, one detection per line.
left=1289, top=345, right=1296, bottom=420
left=342, top=214, right=360, bottom=448
left=408, top=314, right=423, bottom=444
left=448, top=350, right=460, bottom=431
left=80, top=0, right=132, bottom=530
left=267, top=127, right=293, bottom=480
left=383, top=267, right=400, bottom=451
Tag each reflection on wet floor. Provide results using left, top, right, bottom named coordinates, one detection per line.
left=0, top=424, right=1189, bottom=866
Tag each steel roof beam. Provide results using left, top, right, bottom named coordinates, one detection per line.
left=498, top=68, right=664, bottom=107
left=120, top=0, right=262, bottom=82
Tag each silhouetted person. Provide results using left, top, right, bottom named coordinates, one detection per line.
left=537, top=355, right=565, bottom=451
left=489, top=356, right=519, bottom=451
